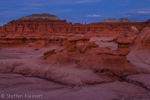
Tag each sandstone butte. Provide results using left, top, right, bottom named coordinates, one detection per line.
left=101, top=18, right=135, bottom=23
left=0, top=14, right=150, bottom=100
left=0, top=14, right=150, bottom=35
left=18, top=13, right=60, bottom=20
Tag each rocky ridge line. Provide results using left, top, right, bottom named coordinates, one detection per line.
left=18, top=13, right=60, bottom=20
left=101, top=18, right=134, bottom=22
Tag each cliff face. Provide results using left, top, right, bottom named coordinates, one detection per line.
left=0, top=19, right=150, bottom=34
left=18, top=13, right=60, bottom=20
left=0, top=27, right=2, bottom=32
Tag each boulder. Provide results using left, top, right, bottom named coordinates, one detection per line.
left=67, top=45, right=76, bottom=52
left=80, top=46, right=87, bottom=53
left=112, top=48, right=130, bottom=56
left=44, top=49, right=55, bottom=55
left=88, top=42, right=99, bottom=48
left=76, top=40, right=85, bottom=47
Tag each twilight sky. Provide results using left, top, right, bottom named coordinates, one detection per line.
left=0, top=0, right=150, bottom=26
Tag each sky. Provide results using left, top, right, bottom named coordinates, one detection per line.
left=0, top=0, right=150, bottom=26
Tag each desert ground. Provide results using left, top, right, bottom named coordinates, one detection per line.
left=0, top=16, right=150, bottom=100
left=0, top=29, right=150, bottom=100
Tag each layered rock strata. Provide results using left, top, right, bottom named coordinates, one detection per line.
left=134, top=27, right=150, bottom=49
left=0, top=19, right=150, bottom=34
left=42, top=37, right=132, bottom=72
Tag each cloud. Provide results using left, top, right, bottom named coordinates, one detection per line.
left=122, top=14, right=131, bottom=17
left=74, top=17, right=80, bottom=18
left=118, top=9, right=150, bottom=22
left=86, top=14, right=102, bottom=17
left=138, top=11, right=150, bottom=14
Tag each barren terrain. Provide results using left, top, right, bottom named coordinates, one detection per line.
left=0, top=18, right=150, bottom=100
left=0, top=35, right=150, bottom=100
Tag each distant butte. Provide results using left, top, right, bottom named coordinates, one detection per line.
left=0, top=16, right=150, bottom=34
left=18, top=13, right=60, bottom=20
left=101, top=18, right=134, bottom=22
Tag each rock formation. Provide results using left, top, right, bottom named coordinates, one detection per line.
left=134, top=27, right=150, bottom=49
left=0, top=35, right=134, bottom=85
left=0, top=19, right=150, bottom=35
left=18, top=13, right=60, bottom=20
left=1, top=14, right=150, bottom=100
left=127, top=27, right=150, bottom=66
left=41, top=36, right=132, bottom=74
left=0, top=14, right=150, bottom=84
left=101, top=18, right=134, bottom=22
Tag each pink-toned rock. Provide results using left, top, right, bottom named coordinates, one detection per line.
left=89, top=47, right=111, bottom=55
left=76, top=37, right=90, bottom=47
left=133, top=27, right=150, bottom=49
left=112, top=48, right=130, bottom=56
left=75, top=66, right=85, bottom=70
left=117, top=38, right=132, bottom=44
left=44, top=49, right=55, bottom=55
left=118, top=44, right=130, bottom=48
left=62, top=40, right=70, bottom=47
left=67, top=45, right=76, bottom=52
left=54, top=48, right=62, bottom=53
left=76, top=40, right=85, bottom=47
left=143, top=33, right=150, bottom=43
left=44, top=52, right=74, bottom=66
left=81, top=46, right=87, bottom=53
left=131, top=26, right=139, bottom=33
left=67, top=37, right=79, bottom=42
left=88, top=42, right=99, bottom=48
left=78, top=37, right=90, bottom=40
left=9, top=34, right=25, bottom=39
left=66, top=33, right=74, bottom=37
left=140, top=27, right=150, bottom=32
left=101, top=68, right=109, bottom=72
